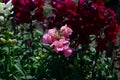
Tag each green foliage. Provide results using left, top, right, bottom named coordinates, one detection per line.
left=0, top=20, right=117, bottom=79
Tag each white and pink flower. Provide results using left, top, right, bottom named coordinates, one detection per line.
left=60, top=24, right=73, bottom=38
left=48, top=28, right=58, bottom=41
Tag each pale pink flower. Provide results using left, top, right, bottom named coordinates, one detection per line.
left=63, top=48, right=73, bottom=57
left=60, top=24, right=73, bottom=38
left=42, top=33, right=53, bottom=44
left=48, top=28, right=58, bottom=41
left=51, top=40, right=64, bottom=53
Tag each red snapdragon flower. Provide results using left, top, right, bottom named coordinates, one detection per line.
left=12, top=0, right=44, bottom=23
left=49, top=0, right=119, bottom=51
left=49, top=0, right=77, bottom=28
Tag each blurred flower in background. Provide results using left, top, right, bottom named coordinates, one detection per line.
left=11, top=0, right=45, bottom=23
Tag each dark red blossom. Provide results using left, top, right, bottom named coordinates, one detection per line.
left=92, top=0, right=104, bottom=6
left=96, top=38, right=108, bottom=51
left=14, top=12, right=31, bottom=23
left=12, top=0, right=44, bottom=24
left=49, top=0, right=77, bottom=28
left=49, top=0, right=119, bottom=51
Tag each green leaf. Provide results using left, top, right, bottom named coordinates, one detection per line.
left=13, top=75, right=20, bottom=80
left=21, top=75, right=34, bottom=80
left=14, top=64, right=25, bottom=76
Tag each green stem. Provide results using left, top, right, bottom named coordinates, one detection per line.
left=91, top=51, right=99, bottom=80
left=30, top=16, right=33, bottom=39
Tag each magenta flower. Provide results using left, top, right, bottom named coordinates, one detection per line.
left=59, top=38, right=70, bottom=50
left=42, top=28, right=59, bottom=45
left=48, top=28, right=59, bottom=41
left=60, top=24, right=73, bottom=38
left=42, top=33, right=53, bottom=44
left=51, top=40, right=64, bottom=53
left=63, top=48, right=72, bottom=57
left=51, top=38, right=72, bottom=57
left=42, top=25, right=73, bottom=57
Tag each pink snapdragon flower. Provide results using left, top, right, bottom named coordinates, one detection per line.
left=63, top=48, right=73, bottom=57
left=59, top=38, right=70, bottom=50
left=51, top=38, right=72, bottom=57
left=60, top=38, right=73, bottom=57
left=42, top=33, right=53, bottom=44
left=42, top=28, right=58, bottom=44
left=51, top=40, right=64, bottom=53
left=48, top=28, right=58, bottom=41
left=51, top=38, right=70, bottom=53
left=60, top=24, right=73, bottom=38
left=42, top=24, right=73, bottom=57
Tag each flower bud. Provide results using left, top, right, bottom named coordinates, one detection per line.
left=7, top=31, right=13, bottom=36
left=36, top=56, right=40, bottom=60
left=7, top=39, right=17, bottom=44
left=27, top=40, right=31, bottom=47
left=0, top=38, right=6, bottom=43
left=7, top=39, right=13, bottom=43
left=12, top=39, right=17, bottom=43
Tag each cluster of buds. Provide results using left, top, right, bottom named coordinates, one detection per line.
left=0, top=37, right=17, bottom=44
left=42, top=24, right=73, bottom=57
